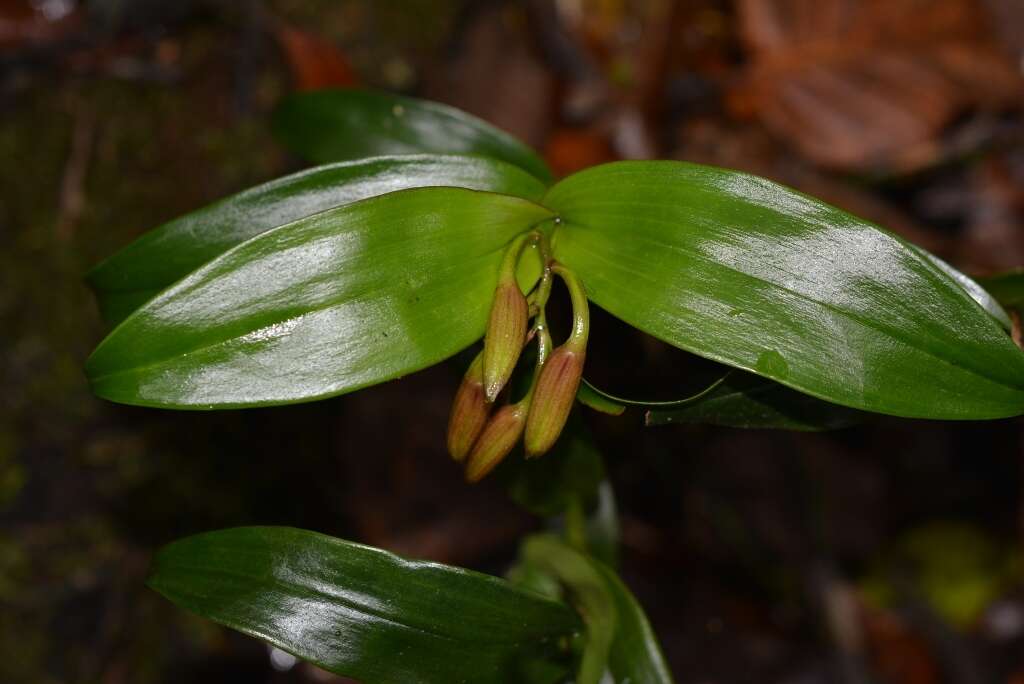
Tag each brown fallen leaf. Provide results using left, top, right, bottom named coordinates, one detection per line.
left=731, top=0, right=1022, bottom=171
left=274, top=24, right=357, bottom=91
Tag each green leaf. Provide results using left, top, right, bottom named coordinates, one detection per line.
left=272, top=89, right=553, bottom=183
left=86, top=187, right=551, bottom=408
left=645, top=371, right=861, bottom=430
left=915, top=250, right=1011, bottom=330
left=521, top=535, right=674, bottom=684
left=87, top=155, right=547, bottom=326
left=148, top=527, right=580, bottom=684
left=978, top=268, right=1024, bottom=308
left=546, top=161, right=1024, bottom=419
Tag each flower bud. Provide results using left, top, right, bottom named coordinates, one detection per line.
left=446, top=353, right=490, bottom=462
left=524, top=263, right=589, bottom=458
left=482, top=277, right=528, bottom=402
left=523, top=346, right=585, bottom=457
left=465, top=402, right=527, bottom=483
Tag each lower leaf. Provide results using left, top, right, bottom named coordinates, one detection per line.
left=149, top=527, right=581, bottom=684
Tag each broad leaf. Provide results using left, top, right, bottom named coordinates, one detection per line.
left=916, top=250, right=1011, bottom=330
left=87, top=155, right=547, bottom=325
left=521, top=535, right=674, bottom=684
left=273, top=89, right=553, bottom=183
left=547, top=161, right=1024, bottom=419
left=149, top=527, right=580, bottom=684
left=645, top=371, right=861, bottom=430
left=87, top=188, right=551, bottom=408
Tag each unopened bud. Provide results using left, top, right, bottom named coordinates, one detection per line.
left=524, top=346, right=585, bottom=457
left=465, top=402, right=527, bottom=483
left=524, top=263, right=589, bottom=458
left=446, top=353, right=490, bottom=462
left=482, top=277, right=528, bottom=402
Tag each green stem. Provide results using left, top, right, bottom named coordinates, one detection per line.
left=552, top=263, right=590, bottom=349
left=516, top=309, right=552, bottom=409
left=565, top=495, right=588, bottom=553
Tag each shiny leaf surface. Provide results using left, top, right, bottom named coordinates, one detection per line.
left=87, top=188, right=551, bottom=408
left=273, top=89, right=553, bottom=182
left=916, top=250, right=1011, bottom=330
left=149, top=527, right=580, bottom=684
left=87, top=155, right=546, bottom=325
left=547, top=161, right=1024, bottom=419
left=645, top=371, right=861, bottom=430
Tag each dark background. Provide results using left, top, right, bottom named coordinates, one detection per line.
left=2, top=1, right=1024, bottom=682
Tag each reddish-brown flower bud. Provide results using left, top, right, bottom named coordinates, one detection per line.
left=446, top=353, right=490, bottom=462
left=482, top=277, right=528, bottom=402
left=523, top=263, right=589, bottom=458
left=523, top=346, right=585, bottom=457
left=465, top=402, right=527, bottom=483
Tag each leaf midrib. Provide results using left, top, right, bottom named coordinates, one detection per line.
left=560, top=217, right=1024, bottom=397
left=156, top=561, right=568, bottom=649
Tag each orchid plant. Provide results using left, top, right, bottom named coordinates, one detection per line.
left=86, top=89, right=1024, bottom=683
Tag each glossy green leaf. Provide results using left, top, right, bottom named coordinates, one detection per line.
left=978, top=268, right=1024, bottom=308
left=87, top=155, right=548, bottom=325
left=645, top=371, right=861, bottom=430
left=149, top=527, right=580, bottom=684
left=273, top=89, right=553, bottom=183
left=521, top=535, right=674, bottom=684
left=547, top=161, right=1024, bottom=419
left=916, top=250, right=1011, bottom=330
left=86, top=188, right=551, bottom=408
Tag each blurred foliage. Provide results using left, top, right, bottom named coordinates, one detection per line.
left=861, top=522, right=1023, bottom=628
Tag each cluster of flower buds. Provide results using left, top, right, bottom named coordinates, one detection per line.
left=447, top=232, right=589, bottom=482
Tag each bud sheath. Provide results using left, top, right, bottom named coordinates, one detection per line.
left=465, top=403, right=527, bottom=483
left=446, top=353, right=490, bottom=462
